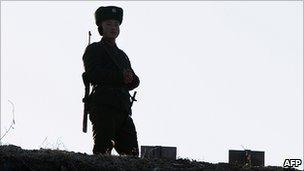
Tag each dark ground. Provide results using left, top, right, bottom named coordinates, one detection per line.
left=0, top=145, right=299, bottom=171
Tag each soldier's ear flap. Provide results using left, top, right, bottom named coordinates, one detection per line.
left=98, top=26, right=103, bottom=36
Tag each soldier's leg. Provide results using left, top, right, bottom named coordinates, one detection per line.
left=114, top=115, right=139, bottom=157
left=89, top=105, right=116, bottom=155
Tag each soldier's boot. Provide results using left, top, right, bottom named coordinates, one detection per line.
left=94, top=147, right=113, bottom=156
left=104, top=148, right=112, bottom=156
left=130, top=147, right=139, bottom=157
left=117, top=146, right=139, bottom=157
left=103, top=140, right=115, bottom=156
left=93, top=139, right=115, bottom=155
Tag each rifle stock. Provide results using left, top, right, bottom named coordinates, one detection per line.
left=83, top=110, right=88, bottom=133
left=82, top=72, right=90, bottom=133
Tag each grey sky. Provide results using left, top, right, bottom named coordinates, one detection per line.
left=1, top=1, right=303, bottom=168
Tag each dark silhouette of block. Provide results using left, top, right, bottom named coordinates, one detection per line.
left=141, top=146, right=176, bottom=160
left=229, top=149, right=265, bottom=167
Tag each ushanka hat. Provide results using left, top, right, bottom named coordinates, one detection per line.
left=95, top=6, right=123, bottom=26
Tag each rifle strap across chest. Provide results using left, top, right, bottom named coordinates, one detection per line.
left=99, top=41, right=129, bottom=72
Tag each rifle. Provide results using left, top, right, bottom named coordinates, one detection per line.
left=82, top=31, right=91, bottom=133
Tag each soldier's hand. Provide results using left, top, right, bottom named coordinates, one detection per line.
left=123, top=69, right=133, bottom=84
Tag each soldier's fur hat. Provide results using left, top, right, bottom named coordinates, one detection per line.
left=95, top=6, right=123, bottom=26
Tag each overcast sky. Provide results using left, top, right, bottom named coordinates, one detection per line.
left=1, top=1, right=303, bottom=169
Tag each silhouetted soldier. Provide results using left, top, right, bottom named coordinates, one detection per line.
left=82, top=6, right=140, bottom=156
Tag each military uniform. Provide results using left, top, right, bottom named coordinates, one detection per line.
left=82, top=6, right=140, bottom=156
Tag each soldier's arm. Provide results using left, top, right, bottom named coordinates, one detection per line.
left=125, top=70, right=139, bottom=90
left=82, top=43, right=124, bottom=85
left=124, top=56, right=140, bottom=90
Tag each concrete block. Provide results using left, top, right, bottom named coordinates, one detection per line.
left=141, top=145, right=177, bottom=160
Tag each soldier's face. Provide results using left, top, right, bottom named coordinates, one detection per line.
left=101, top=20, right=120, bottom=39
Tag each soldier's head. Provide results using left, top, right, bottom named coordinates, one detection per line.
left=95, top=6, right=123, bottom=39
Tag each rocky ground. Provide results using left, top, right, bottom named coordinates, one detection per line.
left=0, top=145, right=298, bottom=171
